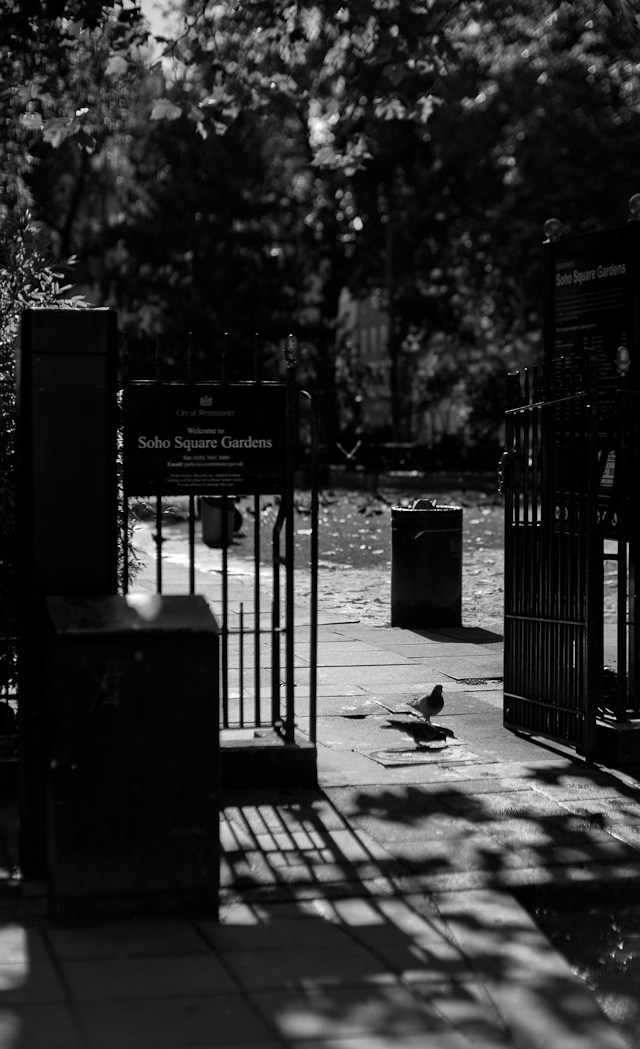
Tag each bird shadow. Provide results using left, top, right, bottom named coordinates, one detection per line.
left=384, top=719, right=455, bottom=748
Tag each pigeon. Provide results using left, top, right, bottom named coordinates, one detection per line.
left=385, top=719, right=454, bottom=748
left=408, top=684, right=444, bottom=723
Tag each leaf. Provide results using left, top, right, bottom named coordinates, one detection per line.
left=414, top=94, right=439, bottom=124
left=106, top=55, right=129, bottom=77
left=42, top=117, right=74, bottom=148
left=384, top=63, right=408, bottom=86
left=374, top=97, right=406, bottom=121
left=19, top=113, right=44, bottom=131
left=74, top=128, right=96, bottom=153
left=150, top=98, right=182, bottom=121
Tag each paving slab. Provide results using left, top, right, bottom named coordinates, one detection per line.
left=313, top=642, right=416, bottom=667
left=313, top=664, right=436, bottom=687
left=77, top=994, right=277, bottom=1049
left=0, top=1002, right=88, bottom=1049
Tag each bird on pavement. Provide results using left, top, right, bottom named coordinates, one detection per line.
left=386, top=718, right=454, bottom=748
left=408, top=684, right=444, bottom=722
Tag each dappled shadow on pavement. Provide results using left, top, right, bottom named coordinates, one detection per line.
left=220, top=785, right=631, bottom=1048
left=327, top=764, right=640, bottom=893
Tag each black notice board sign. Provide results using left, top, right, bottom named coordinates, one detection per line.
left=550, top=223, right=637, bottom=406
left=123, top=382, right=288, bottom=495
left=548, top=223, right=640, bottom=539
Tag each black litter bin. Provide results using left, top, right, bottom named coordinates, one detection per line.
left=45, top=593, right=220, bottom=915
left=391, top=502, right=462, bottom=628
left=201, top=497, right=241, bottom=548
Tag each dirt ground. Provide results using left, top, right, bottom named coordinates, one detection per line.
left=234, top=486, right=505, bottom=634
left=156, top=482, right=618, bottom=636
left=309, top=541, right=504, bottom=634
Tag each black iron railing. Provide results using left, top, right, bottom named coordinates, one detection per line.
left=120, top=334, right=318, bottom=748
left=502, top=356, right=639, bottom=757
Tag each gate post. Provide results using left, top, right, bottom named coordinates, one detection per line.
left=17, top=308, right=118, bottom=879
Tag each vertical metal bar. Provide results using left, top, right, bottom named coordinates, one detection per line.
left=253, top=334, right=262, bottom=726
left=571, top=380, right=582, bottom=731
left=553, top=385, right=562, bottom=727
left=583, top=355, right=602, bottom=759
left=254, top=493, right=261, bottom=726
left=542, top=231, right=556, bottom=729
left=307, top=390, right=319, bottom=746
left=531, top=368, right=540, bottom=623
left=187, top=333, right=196, bottom=592
left=215, top=335, right=228, bottom=725
left=625, top=394, right=633, bottom=713
left=284, top=336, right=298, bottom=744
left=254, top=332, right=260, bottom=381
left=502, top=407, right=512, bottom=704
left=562, top=381, right=570, bottom=717
left=221, top=333, right=228, bottom=383
left=155, top=496, right=163, bottom=594
left=524, top=391, right=531, bottom=707
left=271, top=593, right=280, bottom=727
left=616, top=406, right=628, bottom=720
left=532, top=398, right=541, bottom=708
left=221, top=494, right=229, bottom=727
left=154, top=333, right=162, bottom=382
left=187, top=331, right=194, bottom=383
left=188, top=495, right=195, bottom=595
left=502, top=372, right=519, bottom=708
left=153, top=335, right=163, bottom=595
left=538, top=396, right=546, bottom=709
left=532, top=396, right=541, bottom=709
left=121, top=331, right=129, bottom=595
left=122, top=494, right=130, bottom=595
left=566, top=371, right=575, bottom=632
left=523, top=371, right=532, bottom=626
left=239, top=603, right=245, bottom=728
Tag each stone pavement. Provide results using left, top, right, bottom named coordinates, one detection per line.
left=2, top=527, right=639, bottom=1048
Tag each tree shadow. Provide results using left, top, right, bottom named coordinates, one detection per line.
left=219, top=780, right=636, bottom=1047
left=0, top=772, right=632, bottom=1048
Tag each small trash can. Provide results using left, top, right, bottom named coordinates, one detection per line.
left=391, top=500, right=462, bottom=628
left=200, top=497, right=238, bottom=548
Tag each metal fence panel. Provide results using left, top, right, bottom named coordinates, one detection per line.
left=120, top=336, right=318, bottom=749
left=502, top=359, right=601, bottom=757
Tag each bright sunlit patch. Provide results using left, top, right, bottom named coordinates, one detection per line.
left=0, top=1011, right=22, bottom=1047
left=0, top=924, right=29, bottom=1006
left=125, top=593, right=163, bottom=621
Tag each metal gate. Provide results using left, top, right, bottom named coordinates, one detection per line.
left=501, top=357, right=603, bottom=757
left=119, top=334, right=318, bottom=750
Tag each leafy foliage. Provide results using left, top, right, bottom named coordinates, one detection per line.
left=5, top=0, right=640, bottom=451
left=0, top=0, right=149, bottom=213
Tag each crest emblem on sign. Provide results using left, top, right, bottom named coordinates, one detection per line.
left=199, top=395, right=213, bottom=407
left=615, top=346, right=631, bottom=376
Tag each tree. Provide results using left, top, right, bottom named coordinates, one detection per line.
left=6, top=0, right=640, bottom=446
left=328, top=0, right=640, bottom=442
left=0, top=2, right=149, bottom=208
